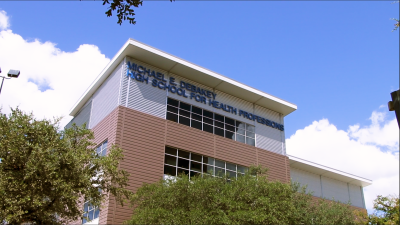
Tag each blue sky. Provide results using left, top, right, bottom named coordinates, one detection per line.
left=2, top=1, right=398, bottom=136
left=0, top=1, right=399, bottom=212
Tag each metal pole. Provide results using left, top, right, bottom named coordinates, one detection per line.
left=0, top=77, right=5, bottom=95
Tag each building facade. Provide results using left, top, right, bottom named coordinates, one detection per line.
left=67, top=39, right=372, bottom=224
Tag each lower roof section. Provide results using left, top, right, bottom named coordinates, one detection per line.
left=288, top=155, right=372, bottom=187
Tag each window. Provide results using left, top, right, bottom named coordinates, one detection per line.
left=82, top=201, right=100, bottom=224
left=166, top=98, right=256, bottom=146
left=96, top=140, right=107, bottom=156
left=164, top=146, right=248, bottom=180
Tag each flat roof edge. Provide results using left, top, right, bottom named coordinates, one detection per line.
left=127, top=39, right=297, bottom=112
left=69, top=38, right=297, bottom=116
left=288, top=154, right=372, bottom=187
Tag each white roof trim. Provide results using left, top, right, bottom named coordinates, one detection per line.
left=69, top=39, right=297, bottom=116
left=288, top=154, right=372, bottom=187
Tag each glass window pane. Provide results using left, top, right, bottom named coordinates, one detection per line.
left=236, top=134, right=245, bottom=143
left=203, top=117, right=213, bottom=125
left=246, top=124, right=255, bottom=132
left=246, top=137, right=255, bottom=146
left=237, top=165, right=247, bottom=174
left=102, top=149, right=106, bottom=157
left=94, top=208, right=100, bottom=219
left=89, top=210, right=94, bottom=220
left=215, top=159, right=225, bottom=168
left=88, top=202, right=93, bottom=210
left=236, top=128, right=245, bottom=135
left=236, top=121, right=245, bottom=130
left=203, top=123, right=213, bottom=134
left=164, top=165, right=176, bottom=176
left=226, top=162, right=236, bottom=171
left=215, top=127, right=224, bottom=137
left=226, top=124, right=235, bottom=132
left=180, top=102, right=191, bottom=111
left=192, top=106, right=202, bottom=115
left=227, top=170, right=236, bottom=178
left=225, top=117, right=235, bottom=126
left=191, top=161, right=202, bottom=172
left=191, top=113, right=202, bottom=121
left=167, top=98, right=179, bottom=107
left=84, top=202, right=88, bottom=212
left=82, top=214, right=87, bottom=224
left=191, top=119, right=202, bottom=130
left=225, top=130, right=235, bottom=140
left=164, top=155, right=176, bottom=166
left=179, top=109, right=190, bottom=117
left=215, top=167, right=225, bottom=177
left=178, top=150, right=190, bottom=159
left=167, top=105, right=178, bottom=113
left=203, top=110, right=213, bottom=119
left=203, top=164, right=214, bottom=175
left=191, top=153, right=202, bottom=162
left=215, top=121, right=224, bottom=129
left=177, top=168, right=189, bottom=176
left=215, top=114, right=224, bottom=122
left=165, top=146, right=177, bottom=155
left=247, top=131, right=255, bottom=138
left=190, top=171, right=200, bottom=178
left=166, top=112, right=178, bottom=122
left=178, top=158, right=189, bottom=169
left=203, top=157, right=214, bottom=165
left=179, top=115, right=190, bottom=126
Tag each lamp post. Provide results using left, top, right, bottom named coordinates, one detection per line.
left=0, top=67, right=20, bottom=95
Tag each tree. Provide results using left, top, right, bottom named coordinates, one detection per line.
left=125, top=166, right=357, bottom=225
left=391, top=1, right=399, bottom=31
left=101, top=0, right=174, bottom=25
left=368, top=195, right=399, bottom=225
left=0, top=108, right=133, bottom=224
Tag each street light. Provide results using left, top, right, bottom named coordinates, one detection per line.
left=0, top=67, right=20, bottom=95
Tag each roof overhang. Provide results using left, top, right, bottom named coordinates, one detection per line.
left=70, top=39, right=297, bottom=117
left=288, top=155, right=372, bottom=187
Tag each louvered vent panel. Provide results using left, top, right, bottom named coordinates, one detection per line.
left=125, top=57, right=168, bottom=119
left=90, top=61, right=123, bottom=129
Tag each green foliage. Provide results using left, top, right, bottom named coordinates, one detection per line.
left=125, top=165, right=356, bottom=225
left=368, top=195, right=399, bottom=225
left=102, top=0, right=174, bottom=25
left=0, top=108, right=133, bottom=224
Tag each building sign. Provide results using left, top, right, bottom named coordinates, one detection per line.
left=126, top=61, right=284, bottom=131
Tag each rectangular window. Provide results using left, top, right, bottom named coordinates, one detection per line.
left=166, top=98, right=259, bottom=147
left=96, top=140, right=107, bottom=156
left=164, top=146, right=247, bottom=180
left=82, top=200, right=100, bottom=224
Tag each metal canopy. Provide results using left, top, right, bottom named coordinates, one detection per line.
left=70, top=39, right=297, bottom=117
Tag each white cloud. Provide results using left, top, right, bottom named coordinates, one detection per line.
left=0, top=10, right=110, bottom=128
left=286, top=110, right=399, bottom=211
left=0, top=10, right=9, bottom=30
